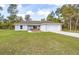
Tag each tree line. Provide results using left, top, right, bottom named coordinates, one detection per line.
left=56, top=4, right=79, bottom=31
left=0, top=4, right=32, bottom=29
left=42, top=4, right=79, bottom=31
left=0, top=4, right=79, bottom=31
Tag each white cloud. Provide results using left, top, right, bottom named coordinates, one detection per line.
left=17, top=4, right=22, bottom=9
left=17, top=4, right=24, bottom=14
left=55, top=4, right=64, bottom=8
left=17, top=14, right=25, bottom=20
left=17, top=14, right=25, bottom=17
left=0, top=4, right=5, bottom=8
left=37, top=9, right=51, bottom=17
left=26, top=11, right=34, bottom=15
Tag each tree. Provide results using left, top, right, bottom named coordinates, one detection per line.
left=73, top=4, right=79, bottom=31
left=16, top=16, right=23, bottom=23
left=7, top=15, right=17, bottom=22
left=41, top=18, right=45, bottom=22
left=0, top=7, right=3, bottom=10
left=55, top=8, right=63, bottom=19
left=25, top=15, right=31, bottom=22
left=7, top=4, right=18, bottom=22
left=57, top=4, right=76, bottom=31
left=0, top=14, right=4, bottom=22
left=0, top=6, right=4, bottom=29
left=47, top=11, right=55, bottom=21
left=7, top=4, right=18, bottom=15
left=7, top=4, right=18, bottom=29
left=56, top=4, right=79, bottom=31
left=0, top=6, right=3, bottom=21
left=53, top=18, right=61, bottom=23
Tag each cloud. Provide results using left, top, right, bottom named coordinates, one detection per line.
left=0, top=4, right=5, bottom=8
left=17, top=14, right=25, bottom=17
left=37, top=9, right=51, bottom=17
left=17, top=4, right=22, bottom=11
left=18, top=9, right=50, bottom=20
left=17, top=14, right=25, bottom=20
left=55, top=4, right=64, bottom=8
left=17, top=4, right=22, bottom=9
left=26, top=11, right=34, bottom=15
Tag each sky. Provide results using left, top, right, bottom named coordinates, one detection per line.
left=0, top=4, right=63, bottom=21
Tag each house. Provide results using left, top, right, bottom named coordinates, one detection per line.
left=14, top=21, right=62, bottom=32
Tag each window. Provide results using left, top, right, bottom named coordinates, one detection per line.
left=20, top=25, right=23, bottom=29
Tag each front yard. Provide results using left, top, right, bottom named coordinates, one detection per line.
left=0, top=30, right=79, bottom=54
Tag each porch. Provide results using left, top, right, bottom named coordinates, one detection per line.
left=27, top=25, right=41, bottom=32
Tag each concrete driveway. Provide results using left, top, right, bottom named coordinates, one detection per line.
left=53, top=31, right=79, bottom=38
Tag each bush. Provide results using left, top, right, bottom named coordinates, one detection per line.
left=53, top=18, right=61, bottom=23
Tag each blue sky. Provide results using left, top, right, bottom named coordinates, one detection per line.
left=0, top=4, right=63, bottom=21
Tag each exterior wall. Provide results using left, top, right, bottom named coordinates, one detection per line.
left=27, top=26, right=33, bottom=31
left=15, top=25, right=27, bottom=31
left=40, top=25, right=47, bottom=32
left=40, top=24, right=62, bottom=32
left=15, top=24, right=62, bottom=32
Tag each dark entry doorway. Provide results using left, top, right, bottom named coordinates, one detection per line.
left=33, top=26, right=37, bottom=29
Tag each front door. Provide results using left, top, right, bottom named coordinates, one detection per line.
left=33, top=26, right=37, bottom=29
left=32, top=25, right=40, bottom=31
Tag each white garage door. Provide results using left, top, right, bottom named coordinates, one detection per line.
left=41, top=24, right=62, bottom=32
left=40, top=25, right=47, bottom=31
left=47, top=24, right=61, bottom=32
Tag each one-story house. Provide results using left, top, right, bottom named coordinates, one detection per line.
left=14, top=21, right=62, bottom=32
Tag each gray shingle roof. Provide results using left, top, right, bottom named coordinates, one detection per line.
left=14, top=21, right=61, bottom=25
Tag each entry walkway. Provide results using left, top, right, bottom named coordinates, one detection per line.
left=54, top=31, right=79, bottom=38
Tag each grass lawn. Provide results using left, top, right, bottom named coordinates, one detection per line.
left=0, top=30, right=79, bottom=55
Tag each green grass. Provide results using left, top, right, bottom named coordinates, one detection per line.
left=0, top=30, right=79, bottom=55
